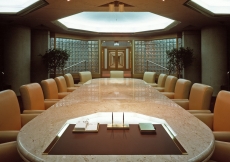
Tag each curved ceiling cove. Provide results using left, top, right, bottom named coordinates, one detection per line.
left=56, top=12, right=177, bottom=34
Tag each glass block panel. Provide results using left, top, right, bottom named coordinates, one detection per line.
left=134, top=38, right=177, bottom=74
left=52, top=38, right=99, bottom=74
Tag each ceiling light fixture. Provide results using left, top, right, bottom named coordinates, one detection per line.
left=0, top=0, right=48, bottom=15
left=185, top=0, right=230, bottom=16
left=56, top=12, right=178, bottom=33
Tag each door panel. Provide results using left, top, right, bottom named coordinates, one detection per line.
left=108, top=49, right=125, bottom=70
left=102, top=47, right=131, bottom=74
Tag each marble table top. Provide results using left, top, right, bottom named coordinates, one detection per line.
left=17, top=78, right=214, bottom=162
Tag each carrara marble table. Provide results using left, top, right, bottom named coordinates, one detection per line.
left=17, top=78, right=214, bottom=162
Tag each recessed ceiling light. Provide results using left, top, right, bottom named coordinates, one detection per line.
left=56, top=12, right=178, bottom=33
left=185, top=0, right=230, bottom=16
left=0, top=0, right=40, bottom=13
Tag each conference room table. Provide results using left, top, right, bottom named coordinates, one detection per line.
left=17, top=78, right=214, bottom=162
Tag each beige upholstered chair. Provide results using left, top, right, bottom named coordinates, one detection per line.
left=154, top=75, right=177, bottom=92
left=161, top=79, right=192, bottom=99
left=110, top=71, right=124, bottom=78
left=194, top=91, right=230, bottom=143
left=79, top=71, right=92, bottom=84
left=64, top=73, right=81, bottom=87
left=151, top=73, right=167, bottom=87
left=0, top=90, right=37, bottom=160
left=209, top=141, right=230, bottom=162
left=143, top=72, right=156, bottom=86
left=41, top=78, right=70, bottom=99
left=173, top=83, right=213, bottom=113
left=20, top=83, right=58, bottom=113
left=0, top=141, right=23, bottom=161
left=55, top=76, right=78, bottom=92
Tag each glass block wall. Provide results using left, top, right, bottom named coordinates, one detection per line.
left=50, top=38, right=99, bottom=74
left=134, top=38, right=181, bottom=74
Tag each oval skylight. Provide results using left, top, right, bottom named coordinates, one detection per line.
left=57, top=12, right=176, bottom=33
left=0, top=0, right=40, bottom=13
left=190, top=0, right=230, bottom=14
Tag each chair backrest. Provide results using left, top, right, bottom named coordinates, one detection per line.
left=79, top=71, right=92, bottom=83
left=143, top=72, right=156, bottom=83
left=213, top=90, right=230, bottom=131
left=55, top=76, right=68, bottom=92
left=19, top=83, right=45, bottom=110
left=110, top=71, right=124, bottom=78
left=164, top=75, right=178, bottom=92
left=174, top=79, right=192, bottom=99
left=189, top=83, right=213, bottom=110
left=157, top=74, right=167, bottom=87
left=0, top=90, right=21, bottom=130
left=64, top=73, right=75, bottom=87
left=41, top=79, right=59, bottom=99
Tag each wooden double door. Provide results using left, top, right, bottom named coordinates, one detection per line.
left=102, top=48, right=131, bottom=71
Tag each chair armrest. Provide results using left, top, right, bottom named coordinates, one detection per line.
left=213, top=132, right=230, bottom=142
left=193, top=113, right=214, bottom=130
left=45, top=99, right=60, bottom=101
left=187, top=110, right=211, bottom=114
left=151, top=84, right=158, bottom=87
left=161, top=92, right=175, bottom=99
left=147, top=83, right=157, bottom=86
left=20, top=114, right=38, bottom=127
left=58, top=92, right=70, bottom=99
left=154, top=87, right=165, bottom=92
left=210, top=141, right=230, bottom=162
left=23, top=110, right=44, bottom=114
left=172, top=99, right=189, bottom=110
left=67, top=87, right=77, bottom=92
left=0, top=131, right=19, bottom=144
left=44, top=100, right=58, bottom=109
left=0, top=141, right=22, bottom=161
left=74, top=84, right=81, bottom=87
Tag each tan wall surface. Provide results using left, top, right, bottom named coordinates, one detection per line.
left=182, top=30, right=201, bottom=84
left=201, top=26, right=228, bottom=96
left=4, top=25, right=31, bottom=95
left=31, top=30, right=49, bottom=83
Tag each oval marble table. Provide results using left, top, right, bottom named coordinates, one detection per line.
left=17, top=78, right=214, bottom=162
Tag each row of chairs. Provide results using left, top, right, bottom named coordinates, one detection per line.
left=0, top=72, right=93, bottom=161
left=19, top=72, right=93, bottom=113
left=143, top=72, right=230, bottom=161
left=143, top=72, right=213, bottom=112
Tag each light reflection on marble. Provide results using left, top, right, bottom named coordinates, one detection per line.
left=17, top=78, right=214, bottom=162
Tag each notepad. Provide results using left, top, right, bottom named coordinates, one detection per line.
left=74, top=122, right=87, bottom=131
left=73, top=122, right=99, bottom=132
left=139, top=123, right=156, bottom=133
